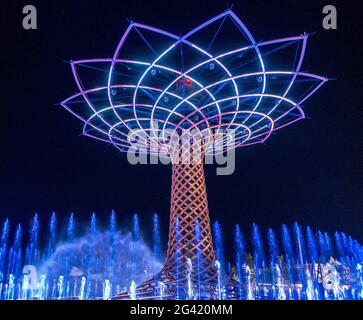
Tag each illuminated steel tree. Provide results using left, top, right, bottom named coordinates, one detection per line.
left=61, top=10, right=327, bottom=299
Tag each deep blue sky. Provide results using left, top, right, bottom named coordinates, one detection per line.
left=1, top=0, right=362, bottom=246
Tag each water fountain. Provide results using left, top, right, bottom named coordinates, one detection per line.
left=186, top=258, right=194, bottom=300
left=158, top=281, right=166, bottom=300
left=130, top=281, right=136, bottom=300
left=0, top=213, right=361, bottom=300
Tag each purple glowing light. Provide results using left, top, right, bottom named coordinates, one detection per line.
left=61, top=10, right=327, bottom=156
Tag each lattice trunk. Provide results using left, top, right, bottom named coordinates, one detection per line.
left=115, top=159, right=239, bottom=299
left=164, top=161, right=216, bottom=279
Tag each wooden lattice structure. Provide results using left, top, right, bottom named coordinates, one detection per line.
left=115, top=151, right=239, bottom=299
left=166, top=161, right=215, bottom=277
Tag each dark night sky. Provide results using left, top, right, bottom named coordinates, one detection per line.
left=0, top=0, right=362, bottom=247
